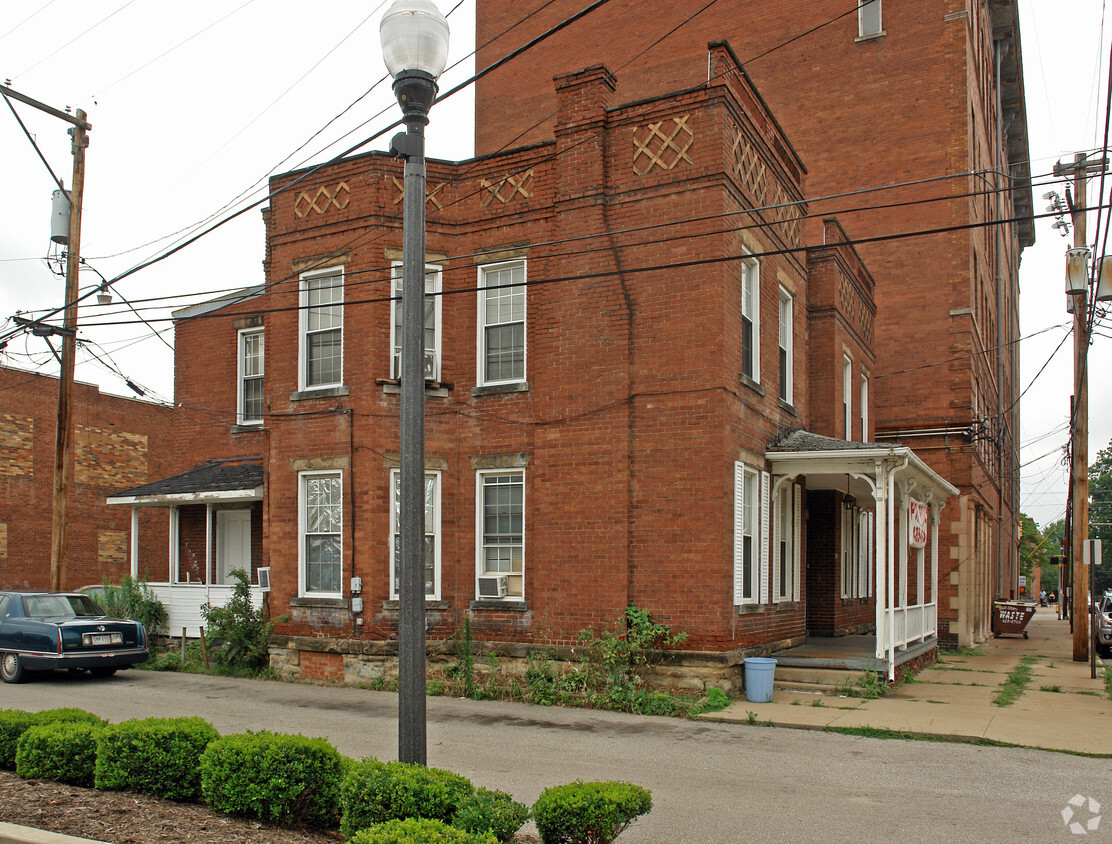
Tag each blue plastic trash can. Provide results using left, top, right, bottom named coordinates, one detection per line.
left=744, top=657, right=776, bottom=703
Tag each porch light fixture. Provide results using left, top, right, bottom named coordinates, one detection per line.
left=380, top=0, right=450, bottom=768
left=1065, top=245, right=1090, bottom=296
left=843, top=475, right=857, bottom=511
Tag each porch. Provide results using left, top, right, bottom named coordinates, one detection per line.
left=771, top=633, right=937, bottom=675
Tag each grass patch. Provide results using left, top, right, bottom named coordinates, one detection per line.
left=1039, top=685, right=1062, bottom=694
left=1103, top=665, right=1112, bottom=701
left=993, top=656, right=1035, bottom=707
left=939, top=646, right=980, bottom=658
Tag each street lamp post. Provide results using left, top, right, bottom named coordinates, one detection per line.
left=380, top=0, right=449, bottom=766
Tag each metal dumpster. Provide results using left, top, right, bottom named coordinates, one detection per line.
left=992, top=600, right=1037, bottom=639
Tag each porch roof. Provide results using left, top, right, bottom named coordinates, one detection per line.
left=766, top=430, right=959, bottom=504
left=107, top=457, right=264, bottom=506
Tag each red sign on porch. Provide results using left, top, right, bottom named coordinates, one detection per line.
left=909, top=499, right=928, bottom=549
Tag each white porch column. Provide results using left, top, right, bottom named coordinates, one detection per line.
left=205, top=504, right=213, bottom=599
left=887, top=467, right=897, bottom=679
left=129, top=506, right=139, bottom=578
left=874, top=461, right=887, bottom=661
left=930, top=501, right=942, bottom=639
left=898, top=489, right=909, bottom=610
left=169, top=507, right=180, bottom=582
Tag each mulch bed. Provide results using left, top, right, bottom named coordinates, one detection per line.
left=0, top=771, right=540, bottom=843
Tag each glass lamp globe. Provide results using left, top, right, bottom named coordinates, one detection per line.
left=380, top=0, right=450, bottom=80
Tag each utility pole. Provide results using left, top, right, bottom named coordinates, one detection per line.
left=1, top=84, right=91, bottom=592
left=1054, top=152, right=1106, bottom=662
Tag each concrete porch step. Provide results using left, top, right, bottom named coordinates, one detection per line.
left=773, top=666, right=866, bottom=695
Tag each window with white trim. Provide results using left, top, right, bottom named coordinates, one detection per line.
left=773, top=482, right=800, bottom=602
left=391, top=263, right=442, bottom=381
left=841, top=504, right=863, bottom=599
left=478, top=261, right=526, bottom=385
left=300, top=269, right=343, bottom=390
left=238, top=328, right=264, bottom=425
left=858, top=0, right=882, bottom=37
left=299, top=471, right=342, bottom=596
left=860, top=373, right=869, bottom=441
left=390, top=470, right=440, bottom=599
left=778, top=287, right=793, bottom=404
left=477, top=470, right=524, bottom=598
left=741, top=256, right=760, bottom=382
left=733, top=463, right=761, bottom=605
left=843, top=356, right=853, bottom=439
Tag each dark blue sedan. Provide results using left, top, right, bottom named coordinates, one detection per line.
left=0, top=591, right=148, bottom=683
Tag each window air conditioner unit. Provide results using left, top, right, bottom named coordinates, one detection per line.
left=477, top=575, right=508, bottom=598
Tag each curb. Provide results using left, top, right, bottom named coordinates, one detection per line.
left=0, top=823, right=108, bottom=844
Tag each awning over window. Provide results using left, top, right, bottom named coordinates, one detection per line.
left=107, top=457, right=264, bottom=506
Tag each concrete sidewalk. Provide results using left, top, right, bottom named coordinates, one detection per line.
left=704, top=606, right=1112, bottom=754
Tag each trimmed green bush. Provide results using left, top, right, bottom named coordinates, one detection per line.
left=0, top=709, right=105, bottom=769
left=350, top=818, right=497, bottom=844
left=533, top=781, right=652, bottom=844
left=451, top=787, right=530, bottom=842
left=340, top=758, right=473, bottom=838
left=16, top=721, right=102, bottom=787
left=95, top=716, right=218, bottom=802
left=200, top=731, right=344, bottom=827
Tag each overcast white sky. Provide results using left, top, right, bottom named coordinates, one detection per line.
left=0, top=0, right=1108, bottom=530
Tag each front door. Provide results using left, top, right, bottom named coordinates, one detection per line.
left=216, top=510, right=251, bottom=585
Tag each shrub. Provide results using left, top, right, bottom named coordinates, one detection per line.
left=200, top=731, right=344, bottom=827
left=95, top=716, right=218, bottom=801
left=96, top=574, right=168, bottom=635
left=533, top=781, right=652, bottom=844
left=146, top=652, right=182, bottom=672
left=340, top=758, right=473, bottom=839
left=0, top=709, right=106, bottom=769
left=452, top=786, right=530, bottom=842
left=16, top=721, right=102, bottom=787
left=350, top=818, right=496, bottom=844
left=200, top=569, right=283, bottom=672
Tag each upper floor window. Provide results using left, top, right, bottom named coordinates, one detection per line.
left=858, top=0, right=882, bottom=38
left=478, top=261, right=526, bottom=385
left=238, top=328, right=264, bottom=425
left=391, top=263, right=442, bottom=381
left=860, top=373, right=870, bottom=441
left=300, top=470, right=342, bottom=596
left=390, top=469, right=440, bottom=599
left=300, top=269, right=343, bottom=390
left=741, top=256, right=760, bottom=383
left=842, top=356, right=853, bottom=439
left=778, top=287, right=793, bottom=404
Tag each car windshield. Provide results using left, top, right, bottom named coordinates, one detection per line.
left=22, top=594, right=105, bottom=619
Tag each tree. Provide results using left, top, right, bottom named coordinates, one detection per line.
left=1090, top=442, right=1112, bottom=595
left=1019, top=513, right=1055, bottom=593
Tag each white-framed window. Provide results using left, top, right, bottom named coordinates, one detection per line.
left=778, top=287, right=793, bottom=404
left=860, top=373, right=869, bottom=441
left=858, top=0, right=882, bottom=37
left=391, top=263, right=442, bottom=381
left=299, top=470, right=342, bottom=596
left=843, top=356, right=853, bottom=440
left=741, top=255, right=760, bottom=382
left=237, top=328, right=264, bottom=425
left=389, top=469, right=441, bottom=599
left=773, top=481, right=800, bottom=602
left=300, top=268, right=343, bottom=390
left=477, top=470, right=524, bottom=598
left=841, top=504, right=861, bottom=599
left=478, top=261, right=526, bottom=385
left=733, top=463, right=760, bottom=604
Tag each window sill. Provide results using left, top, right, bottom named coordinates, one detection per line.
left=777, top=398, right=799, bottom=416
left=231, top=423, right=265, bottom=434
left=290, top=386, right=350, bottom=402
left=290, top=596, right=347, bottom=608
left=736, top=603, right=764, bottom=615
left=377, top=379, right=453, bottom=398
left=774, top=601, right=800, bottom=611
left=739, top=374, right=765, bottom=397
left=855, top=31, right=885, bottom=42
left=472, top=382, right=530, bottom=398
left=469, top=599, right=529, bottom=612
left=380, top=600, right=449, bottom=611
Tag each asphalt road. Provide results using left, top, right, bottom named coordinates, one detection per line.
left=3, top=670, right=1105, bottom=842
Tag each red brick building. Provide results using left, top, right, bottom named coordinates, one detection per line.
left=123, top=42, right=960, bottom=690
left=0, top=365, right=172, bottom=591
left=470, top=0, right=1034, bottom=646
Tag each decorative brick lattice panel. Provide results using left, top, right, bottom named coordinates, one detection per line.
left=0, top=414, right=33, bottom=477
left=731, top=127, right=802, bottom=252
left=838, top=276, right=874, bottom=345
left=732, top=129, right=766, bottom=205
left=75, top=426, right=148, bottom=488
left=98, top=529, right=126, bottom=568
left=294, top=182, right=350, bottom=218
left=768, top=181, right=803, bottom=252
left=479, top=169, right=534, bottom=207
left=389, top=177, right=447, bottom=210
left=633, top=116, right=694, bottom=175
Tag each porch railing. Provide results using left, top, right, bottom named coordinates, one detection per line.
left=147, top=583, right=262, bottom=638
left=878, top=600, right=937, bottom=656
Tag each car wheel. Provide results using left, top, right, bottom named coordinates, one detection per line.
left=1, top=652, right=26, bottom=684
left=90, top=667, right=117, bottom=678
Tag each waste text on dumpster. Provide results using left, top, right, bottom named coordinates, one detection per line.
left=997, top=606, right=1029, bottom=624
